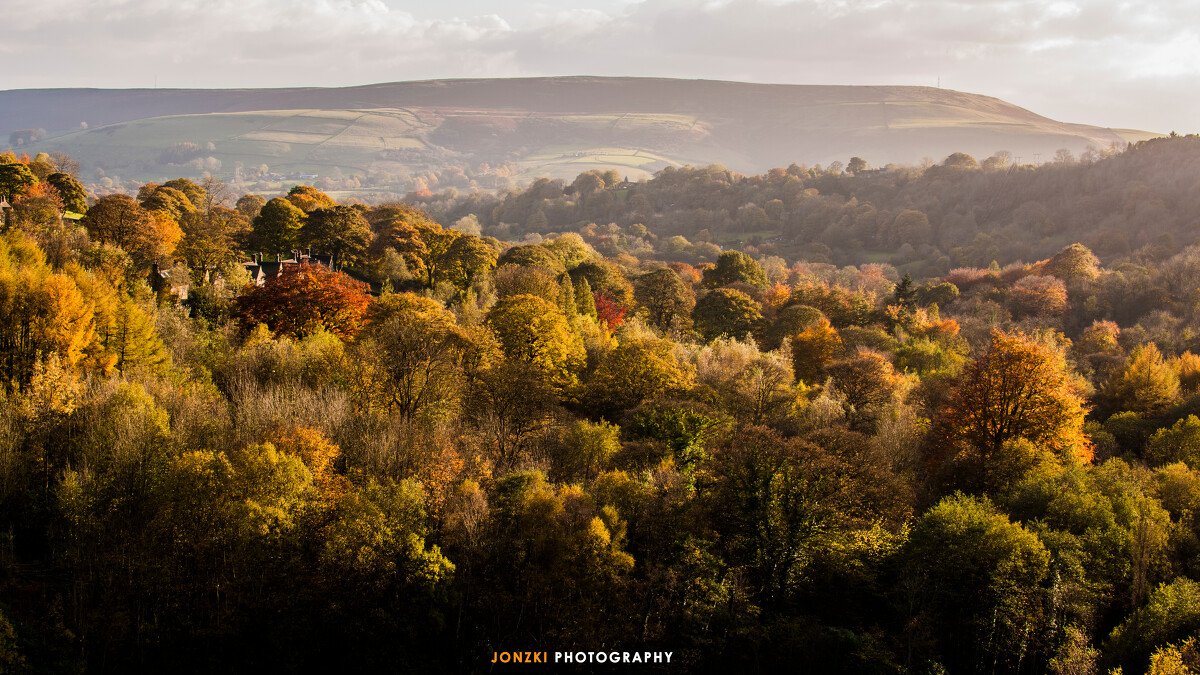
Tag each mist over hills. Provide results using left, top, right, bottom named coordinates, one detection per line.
left=2, top=77, right=1155, bottom=188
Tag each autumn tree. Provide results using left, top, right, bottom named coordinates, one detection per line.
left=285, top=184, right=335, bottom=212
left=236, top=263, right=371, bottom=340
left=358, top=293, right=474, bottom=420
left=933, top=330, right=1090, bottom=462
left=1106, top=343, right=1180, bottom=414
left=1008, top=275, right=1069, bottom=317
left=496, top=244, right=566, bottom=275
left=824, top=347, right=905, bottom=413
left=235, top=193, right=266, bottom=221
left=486, top=294, right=585, bottom=393
left=583, top=337, right=693, bottom=414
left=82, top=194, right=156, bottom=258
left=790, top=317, right=845, bottom=383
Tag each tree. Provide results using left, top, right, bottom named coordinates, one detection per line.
left=285, top=184, right=335, bottom=212
left=1146, top=415, right=1200, bottom=469
left=1042, top=243, right=1101, bottom=283
left=847, top=156, right=867, bottom=174
left=162, top=178, right=207, bottom=208
left=359, top=293, right=473, bottom=420
left=46, top=172, right=88, bottom=214
left=497, top=244, right=566, bottom=274
left=892, top=272, right=917, bottom=313
left=1008, top=275, right=1069, bottom=317
left=431, top=234, right=496, bottom=291
left=790, top=317, right=845, bottom=383
left=692, top=288, right=763, bottom=341
left=103, top=295, right=168, bottom=372
left=486, top=294, right=585, bottom=393
left=901, top=493, right=1050, bottom=673
left=465, top=361, right=560, bottom=468
left=934, top=330, right=1090, bottom=462
left=81, top=194, right=157, bottom=259
left=1107, top=343, right=1180, bottom=414
left=235, top=193, right=266, bottom=221
left=176, top=208, right=237, bottom=273
left=236, top=262, right=371, bottom=340
left=140, top=185, right=195, bottom=220
left=825, top=347, right=904, bottom=411
left=702, top=250, right=768, bottom=289
left=251, top=197, right=306, bottom=254
left=584, top=337, right=693, bottom=414
left=0, top=163, right=37, bottom=203
left=634, top=268, right=695, bottom=332
left=305, top=205, right=371, bottom=270
left=570, top=259, right=635, bottom=307
left=708, top=427, right=836, bottom=602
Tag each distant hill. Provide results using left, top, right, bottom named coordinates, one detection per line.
left=0, top=77, right=1156, bottom=188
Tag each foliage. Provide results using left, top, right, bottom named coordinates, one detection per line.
left=236, top=262, right=371, bottom=339
left=692, top=287, right=763, bottom=341
left=486, top=294, right=585, bottom=393
left=934, top=330, right=1091, bottom=463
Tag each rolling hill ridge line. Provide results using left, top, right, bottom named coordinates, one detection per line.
left=2, top=77, right=1157, bottom=186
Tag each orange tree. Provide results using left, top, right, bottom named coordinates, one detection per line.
left=236, top=262, right=370, bottom=340
left=933, top=329, right=1090, bottom=463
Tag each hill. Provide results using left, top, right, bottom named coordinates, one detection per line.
left=1, top=77, right=1154, bottom=189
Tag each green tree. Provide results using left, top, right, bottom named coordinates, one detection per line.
left=1147, top=415, right=1200, bottom=468
left=0, top=163, right=37, bottom=203
left=692, top=288, right=763, bottom=341
left=634, top=268, right=696, bottom=332
left=46, top=172, right=88, bottom=213
left=432, top=233, right=496, bottom=291
left=702, top=250, right=768, bottom=289
left=305, top=205, right=371, bottom=270
left=251, top=197, right=306, bottom=254
left=902, top=493, right=1050, bottom=673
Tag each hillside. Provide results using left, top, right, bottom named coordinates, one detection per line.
left=2, top=77, right=1153, bottom=188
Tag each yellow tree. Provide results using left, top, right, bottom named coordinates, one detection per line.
left=486, top=294, right=585, bottom=394
left=1107, top=343, right=1180, bottom=414
left=790, top=317, right=844, bottom=383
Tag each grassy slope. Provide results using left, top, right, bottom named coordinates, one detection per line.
left=5, top=77, right=1160, bottom=184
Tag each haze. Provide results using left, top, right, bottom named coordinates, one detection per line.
left=3, top=0, right=1198, bottom=134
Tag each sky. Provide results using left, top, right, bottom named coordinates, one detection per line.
left=3, top=0, right=1198, bottom=133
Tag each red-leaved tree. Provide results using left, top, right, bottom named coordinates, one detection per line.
left=237, top=263, right=371, bottom=340
left=593, top=292, right=627, bottom=332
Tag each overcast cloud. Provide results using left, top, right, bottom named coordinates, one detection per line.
left=1, top=0, right=1197, bottom=132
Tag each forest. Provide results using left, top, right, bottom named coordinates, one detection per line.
left=1, top=137, right=1200, bottom=673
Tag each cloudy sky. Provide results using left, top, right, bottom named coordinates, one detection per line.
left=4, top=0, right=1198, bottom=133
